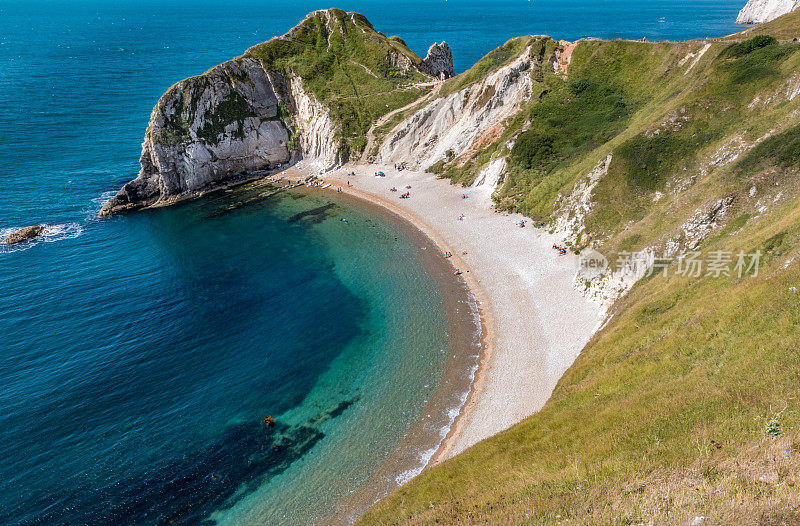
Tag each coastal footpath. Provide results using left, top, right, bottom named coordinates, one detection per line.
left=105, top=5, right=800, bottom=523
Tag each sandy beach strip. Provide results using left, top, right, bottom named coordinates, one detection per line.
left=283, top=162, right=603, bottom=461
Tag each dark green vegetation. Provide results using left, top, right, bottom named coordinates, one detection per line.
left=722, top=34, right=778, bottom=58
left=245, top=8, right=431, bottom=157
left=509, top=74, right=634, bottom=177
left=361, top=10, right=800, bottom=525
left=739, top=122, right=800, bottom=174
left=196, top=91, right=253, bottom=144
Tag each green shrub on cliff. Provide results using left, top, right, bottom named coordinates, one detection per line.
left=722, top=34, right=778, bottom=58
left=196, top=91, right=252, bottom=144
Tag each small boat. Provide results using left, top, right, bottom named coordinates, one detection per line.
left=321, top=183, right=331, bottom=189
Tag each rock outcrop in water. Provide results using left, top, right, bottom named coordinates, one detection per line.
left=737, top=0, right=800, bottom=24
left=100, top=9, right=445, bottom=216
left=2, top=225, right=44, bottom=245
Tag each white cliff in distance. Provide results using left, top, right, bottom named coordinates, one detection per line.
left=737, top=0, right=800, bottom=24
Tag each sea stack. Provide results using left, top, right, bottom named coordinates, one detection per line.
left=420, top=42, right=456, bottom=80
left=736, top=0, right=800, bottom=24
left=2, top=225, right=44, bottom=245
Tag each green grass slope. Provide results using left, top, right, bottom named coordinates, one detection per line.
left=360, top=11, right=800, bottom=525
left=244, top=8, right=432, bottom=157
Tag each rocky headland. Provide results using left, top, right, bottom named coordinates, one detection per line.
left=99, top=9, right=452, bottom=216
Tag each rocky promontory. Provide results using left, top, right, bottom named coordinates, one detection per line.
left=420, top=42, right=456, bottom=80
left=100, top=9, right=453, bottom=216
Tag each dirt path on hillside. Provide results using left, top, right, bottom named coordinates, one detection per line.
left=358, top=81, right=442, bottom=163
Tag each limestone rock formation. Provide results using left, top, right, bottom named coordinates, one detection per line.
left=420, top=42, right=455, bottom=80
left=378, top=43, right=540, bottom=169
left=737, top=0, right=800, bottom=24
left=99, top=56, right=341, bottom=216
left=100, top=9, right=436, bottom=216
left=2, top=225, right=44, bottom=245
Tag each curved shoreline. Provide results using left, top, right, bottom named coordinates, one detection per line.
left=238, top=161, right=603, bottom=523
left=311, top=180, right=496, bottom=469
left=291, top=161, right=603, bottom=461
left=304, top=184, right=489, bottom=524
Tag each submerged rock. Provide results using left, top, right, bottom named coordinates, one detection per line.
left=2, top=225, right=44, bottom=245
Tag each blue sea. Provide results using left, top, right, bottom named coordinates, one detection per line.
left=0, top=1, right=744, bottom=524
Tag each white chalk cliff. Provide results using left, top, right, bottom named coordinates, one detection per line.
left=377, top=41, right=552, bottom=171
left=737, top=0, right=800, bottom=24
left=101, top=9, right=453, bottom=216
left=99, top=57, right=337, bottom=216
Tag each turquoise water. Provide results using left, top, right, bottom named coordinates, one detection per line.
left=1, top=1, right=745, bottom=524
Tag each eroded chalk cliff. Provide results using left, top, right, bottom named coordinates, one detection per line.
left=99, top=57, right=338, bottom=216
left=101, top=9, right=450, bottom=216
left=377, top=39, right=551, bottom=170
left=737, top=0, right=800, bottom=24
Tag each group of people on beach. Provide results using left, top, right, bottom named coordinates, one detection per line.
left=552, top=243, right=569, bottom=256
left=393, top=163, right=407, bottom=171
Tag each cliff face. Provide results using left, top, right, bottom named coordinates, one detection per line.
left=101, top=58, right=296, bottom=215
left=737, top=0, right=800, bottom=24
left=420, top=42, right=456, bottom=80
left=101, top=9, right=440, bottom=216
left=378, top=38, right=550, bottom=170
left=100, top=60, right=337, bottom=216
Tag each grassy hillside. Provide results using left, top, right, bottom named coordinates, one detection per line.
left=245, top=8, right=432, bottom=157
left=360, top=11, right=800, bottom=525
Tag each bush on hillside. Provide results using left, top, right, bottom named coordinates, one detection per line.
left=723, top=35, right=778, bottom=58
left=511, top=131, right=556, bottom=170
